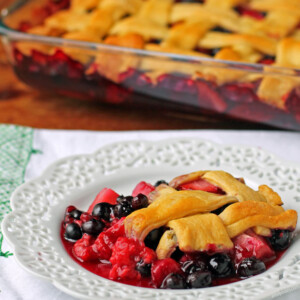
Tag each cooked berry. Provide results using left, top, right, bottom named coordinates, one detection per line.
left=154, top=180, right=168, bottom=187
left=152, top=258, right=182, bottom=287
left=171, top=247, right=184, bottom=261
left=211, top=203, right=232, bottom=215
left=211, top=26, right=232, bottom=33
left=211, top=48, right=221, bottom=56
left=114, top=203, right=133, bottom=218
left=186, top=271, right=212, bottom=288
left=131, top=194, right=148, bottom=210
left=64, top=223, right=82, bottom=241
left=237, top=257, right=266, bottom=278
left=136, top=260, right=151, bottom=277
left=82, top=219, right=105, bottom=236
left=92, top=202, right=114, bottom=221
left=181, top=260, right=206, bottom=274
left=80, top=212, right=93, bottom=223
left=160, top=273, right=187, bottom=289
left=144, top=227, right=164, bottom=250
left=208, top=254, right=233, bottom=277
left=116, top=195, right=133, bottom=206
left=69, top=209, right=82, bottom=220
left=268, top=230, right=292, bottom=251
left=65, top=205, right=76, bottom=214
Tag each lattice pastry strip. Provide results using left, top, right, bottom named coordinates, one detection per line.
left=124, top=188, right=238, bottom=241
left=162, top=20, right=215, bottom=51
left=70, top=0, right=100, bottom=13
left=156, top=202, right=297, bottom=259
left=257, top=38, right=300, bottom=109
left=156, top=214, right=234, bottom=259
left=169, top=170, right=282, bottom=205
left=198, top=32, right=277, bottom=56
left=249, top=0, right=300, bottom=15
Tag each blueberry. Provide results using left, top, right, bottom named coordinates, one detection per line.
left=160, top=273, right=187, bottom=289
left=211, top=26, right=232, bottom=33
left=237, top=257, right=266, bottom=278
left=211, top=48, right=222, bottom=56
left=114, top=203, right=133, bottom=218
left=144, top=227, right=164, bottom=250
left=69, top=209, right=82, bottom=220
left=131, top=194, right=148, bottom=210
left=211, top=203, right=232, bottom=215
left=181, top=260, right=206, bottom=274
left=64, top=223, right=82, bottom=241
left=268, top=230, right=292, bottom=251
left=116, top=195, right=133, bottom=206
left=171, top=247, right=184, bottom=261
left=92, top=202, right=114, bottom=221
left=82, top=219, right=105, bottom=236
left=208, top=254, right=233, bottom=277
left=186, top=270, right=212, bottom=288
left=136, top=260, right=151, bottom=277
left=154, top=180, right=168, bottom=187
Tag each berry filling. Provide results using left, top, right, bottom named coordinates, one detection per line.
left=178, top=178, right=225, bottom=194
left=61, top=177, right=293, bottom=289
left=12, top=47, right=300, bottom=130
left=12, top=1, right=300, bottom=131
left=235, top=6, right=267, bottom=20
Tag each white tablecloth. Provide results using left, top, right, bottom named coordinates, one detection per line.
left=1, top=129, right=300, bottom=300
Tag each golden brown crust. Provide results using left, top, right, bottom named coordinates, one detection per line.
left=170, top=170, right=268, bottom=203
left=219, top=201, right=284, bottom=226
left=22, top=0, right=300, bottom=113
left=156, top=229, right=178, bottom=260
left=258, top=185, right=283, bottom=206
left=198, top=33, right=277, bottom=56
left=226, top=210, right=297, bottom=238
left=124, top=189, right=238, bottom=240
left=168, top=214, right=234, bottom=252
left=124, top=169, right=297, bottom=255
left=104, top=33, right=145, bottom=49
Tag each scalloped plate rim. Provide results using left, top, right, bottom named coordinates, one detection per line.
left=2, top=137, right=300, bottom=300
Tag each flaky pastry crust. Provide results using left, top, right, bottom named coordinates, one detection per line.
left=124, top=169, right=297, bottom=258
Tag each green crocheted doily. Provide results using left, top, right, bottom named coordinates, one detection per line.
left=0, top=125, right=34, bottom=257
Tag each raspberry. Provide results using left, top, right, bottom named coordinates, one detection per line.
left=151, top=258, right=182, bottom=287
left=109, top=237, right=157, bottom=281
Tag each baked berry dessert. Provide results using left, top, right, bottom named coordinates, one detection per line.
left=61, top=170, right=298, bottom=289
left=6, top=0, right=300, bottom=130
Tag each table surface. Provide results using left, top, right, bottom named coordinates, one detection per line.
left=0, top=1, right=279, bottom=131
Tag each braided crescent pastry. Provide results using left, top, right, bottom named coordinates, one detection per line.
left=156, top=214, right=234, bottom=259
left=156, top=201, right=297, bottom=259
left=169, top=170, right=282, bottom=205
left=125, top=188, right=238, bottom=240
left=124, top=170, right=297, bottom=258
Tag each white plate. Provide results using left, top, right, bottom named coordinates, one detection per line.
left=2, top=138, right=300, bottom=300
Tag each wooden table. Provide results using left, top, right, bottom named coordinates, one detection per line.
left=0, top=1, right=275, bottom=131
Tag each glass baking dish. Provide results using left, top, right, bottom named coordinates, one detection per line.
left=0, top=0, right=300, bottom=130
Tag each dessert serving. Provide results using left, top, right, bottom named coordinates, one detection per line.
left=61, top=170, right=298, bottom=289
left=1, top=0, right=300, bottom=130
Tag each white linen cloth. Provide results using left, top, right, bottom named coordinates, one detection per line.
left=1, top=129, right=300, bottom=300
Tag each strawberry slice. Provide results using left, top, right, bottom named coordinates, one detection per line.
left=132, top=181, right=155, bottom=197
left=236, top=7, right=266, bottom=20
left=234, top=231, right=275, bottom=263
left=87, top=188, right=119, bottom=214
left=151, top=258, right=181, bottom=287
left=179, top=179, right=224, bottom=194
